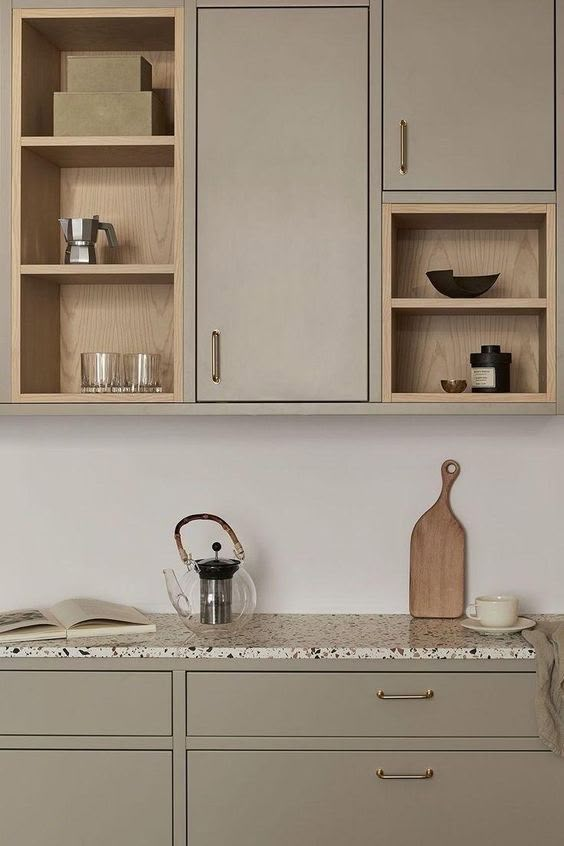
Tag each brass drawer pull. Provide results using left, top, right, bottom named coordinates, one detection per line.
left=399, top=119, right=407, bottom=174
left=376, top=689, right=434, bottom=700
left=377, top=768, right=433, bottom=780
left=211, top=330, right=221, bottom=383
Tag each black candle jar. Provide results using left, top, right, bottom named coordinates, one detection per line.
left=470, top=345, right=512, bottom=393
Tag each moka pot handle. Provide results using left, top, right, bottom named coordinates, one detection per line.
left=99, top=221, right=118, bottom=248
left=174, top=513, right=245, bottom=566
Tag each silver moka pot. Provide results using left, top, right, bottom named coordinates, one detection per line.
left=59, top=215, right=118, bottom=264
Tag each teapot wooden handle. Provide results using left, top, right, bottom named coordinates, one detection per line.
left=174, top=513, right=245, bottom=564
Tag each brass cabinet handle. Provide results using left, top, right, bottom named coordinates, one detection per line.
left=377, top=768, right=433, bottom=780
left=376, top=689, right=433, bottom=700
left=399, top=119, right=407, bottom=174
left=211, top=330, right=220, bottom=383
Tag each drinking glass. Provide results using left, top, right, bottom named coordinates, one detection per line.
left=123, top=353, right=162, bottom=393
left=81, top=352, right=123, bottom=393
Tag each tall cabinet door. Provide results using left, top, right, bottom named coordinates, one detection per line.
left=197, top=8, right=368, bottom=402
left=383, top=0, right=554, bottom=191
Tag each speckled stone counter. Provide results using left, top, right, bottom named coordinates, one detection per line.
left=0, top=613, right=556, bottom=660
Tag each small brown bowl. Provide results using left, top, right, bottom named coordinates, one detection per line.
left=441, top=379, right=468, bottom=394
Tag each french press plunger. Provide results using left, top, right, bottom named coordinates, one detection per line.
left=163, top=514, right=256, bottom=633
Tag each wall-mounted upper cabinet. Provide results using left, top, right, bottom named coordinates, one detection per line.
left=197, top=7, right=368, bottom=402
left=383, top=0, right=555, bottom=191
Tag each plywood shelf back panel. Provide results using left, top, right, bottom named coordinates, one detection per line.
left=59, top=283, right=175, bottom=394
left=59, top=165, right=175, bottom=265
left=394, top=227, right=542, bottom=299
left=393, top=313, right=542, bottom=395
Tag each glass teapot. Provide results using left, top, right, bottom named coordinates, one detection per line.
left=164, top=513, right=256, bottom=633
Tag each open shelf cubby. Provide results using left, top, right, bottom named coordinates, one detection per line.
left=382, top=204, right=556, bottom=403
left=12, top=8, right=183, bottom=402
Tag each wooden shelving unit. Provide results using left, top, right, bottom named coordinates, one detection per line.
left=11, top=7, right=183, bottom=402
left=382, top=204, right=556, bottom=404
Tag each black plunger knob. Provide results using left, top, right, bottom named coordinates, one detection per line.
left=212, top=542, right=222, bottom=559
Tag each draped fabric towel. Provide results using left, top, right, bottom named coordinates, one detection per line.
left=523, top=622, right=564, bottom=756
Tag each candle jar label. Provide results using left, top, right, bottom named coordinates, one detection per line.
left=471, top=367, right=496, bottom=389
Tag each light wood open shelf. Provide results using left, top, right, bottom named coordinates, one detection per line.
left=12, top=7, right=184, bottom=403
left=382, top=204, right=556, bottom=404
left=21, top=137, right=175, bottom=168
left=18, top=392, right=176, bottom=404
left=21, top=265, right=175, bottom=284
left=391, top=298, right=547, bottom=315
left=392, top=393, right=550, bottom=403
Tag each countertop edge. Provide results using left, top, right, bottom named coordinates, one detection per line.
left=0, top=646, right=537, bottom=660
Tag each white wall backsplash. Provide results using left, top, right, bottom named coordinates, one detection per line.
left=0, top=414, right=561, bottom=613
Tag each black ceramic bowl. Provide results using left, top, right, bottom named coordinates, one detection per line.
left=426, top=269, right=500, bottom=298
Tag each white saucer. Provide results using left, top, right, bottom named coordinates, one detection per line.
left=460, top=616, right=536, bottom=635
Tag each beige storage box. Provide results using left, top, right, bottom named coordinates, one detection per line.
left=66, top=55, right=153, bottom=92
left=54, top=91, right=166, bottom=136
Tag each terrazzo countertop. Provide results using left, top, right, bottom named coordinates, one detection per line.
left=0, top=613, right=555, bottom=660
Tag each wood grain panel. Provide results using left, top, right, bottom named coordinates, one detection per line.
left=22, top=265, right=174, bottom=283
left=20, top=149, right=61, bottom=264
left=395, top=228, right=541, bottom=299
left=392, top=299, right=547, bottom=315
left=59, top=283, right=174, bottom=393
left=22, top=12, right=175, bottom=51
left=21, top=20, right=60, bottom=136
left=22, top=137, right=175, bottom=168
left=393, top=314, right=541, bottom=394
left=172, top=7, right=184, bottom=399
left=20, top=277, right=61, bottom=394
left=60, top=166, right=174, bottom=264
left=60, top=50, right=175, bottom=134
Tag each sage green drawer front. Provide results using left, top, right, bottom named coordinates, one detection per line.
left=0, top=751, right=172, bottom=846
left=188, top=751, right=564, bottom=846
left=0, top=671, right=171, bottom=735
left=186, top=672, right=536, bottom=737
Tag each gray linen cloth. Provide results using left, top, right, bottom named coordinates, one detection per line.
left=523, top=621, right=564, bottom=756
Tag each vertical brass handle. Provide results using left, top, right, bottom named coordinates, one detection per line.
left=377, top=768, right=433, bottom=780
left=399, top=119, right=407, bottom=175
left=211, top=330, right=220, bottom=383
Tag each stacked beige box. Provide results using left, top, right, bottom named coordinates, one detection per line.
left=54, top=55, right=166, bottom=135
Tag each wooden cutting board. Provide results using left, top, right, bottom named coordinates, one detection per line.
left=410, top=459, right=465, bottom=619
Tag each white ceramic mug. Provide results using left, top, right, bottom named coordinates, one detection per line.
left=465, top=595, right=519, bottom=628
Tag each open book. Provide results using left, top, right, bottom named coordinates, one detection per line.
left=0, top=599, right=156, bottom=643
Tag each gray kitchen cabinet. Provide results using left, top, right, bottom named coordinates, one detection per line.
left=0, top=671, right=171, bottom=735
left=186, top=671, right=537, bottom=737
left=0, top=654, right=559, bottom=846
left=0, top=750, right=172, bottom=846
left=188, top=750, right=564, bottom=846
left=383, top=0, right=555, bottom=191
left=197, top=7, right=368, bottom=402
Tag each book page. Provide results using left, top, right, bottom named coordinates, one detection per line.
left=0, top=608, right=61, bottom=635
left=51, top=598, right=150, bottom=630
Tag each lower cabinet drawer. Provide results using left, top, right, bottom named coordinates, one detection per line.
left=0, top=671, right=172, bottom=735
left=0, top=751, right=172, bottom=846
left=188, top=750, right=564, bottom=846
left=186, top=671, right=537, bottom=736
